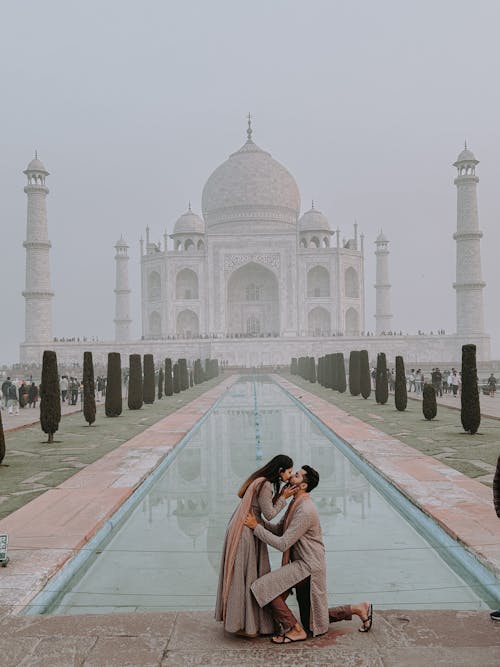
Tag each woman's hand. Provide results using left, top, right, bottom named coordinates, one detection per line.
left=281, top=484, right=299, bottom=499
left=244, top=512, right=258, bottom=530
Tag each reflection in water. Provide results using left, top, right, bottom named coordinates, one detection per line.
left=51, top=378, right=490, bottom=614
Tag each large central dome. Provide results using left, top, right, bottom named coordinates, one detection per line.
left=202, top=125, right=300, bottom=231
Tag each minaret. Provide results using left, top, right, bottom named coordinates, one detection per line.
left=114, top=236, right=132, bottom=341
left=23, top=154, right=54, bottom=344
left=453, top=144, right=485, bottom=335
left=374, top=231, right=392, bottom=335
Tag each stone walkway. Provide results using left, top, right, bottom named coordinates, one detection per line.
left=0, top=609, right=499, bottom=666
left=0, top=377, right=226, bottom=521
left=0, top=372, right=499, bottom=665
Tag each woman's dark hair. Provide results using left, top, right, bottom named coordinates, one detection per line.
left=238, top=454, right=293, bottom=498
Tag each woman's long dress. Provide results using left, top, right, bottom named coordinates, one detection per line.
left=215, top=481, right=286, bottom=635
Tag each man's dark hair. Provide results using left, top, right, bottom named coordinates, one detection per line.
left=302, top=465, right=319, bottom=492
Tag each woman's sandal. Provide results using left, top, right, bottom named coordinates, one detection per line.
left=359, top=603, right=373, bottom=633
left=271, top=634, right=307, bottom=644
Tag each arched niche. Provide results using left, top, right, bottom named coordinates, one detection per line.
left=226, top=261, right=279, bottom=336
left=148, top=271, right=161, bottom=300
left=345, top=267, right=359, bottom=298
left=308, top=306, right=330, bottom=336
left=307, top=265, right=330, bottom=297
left=149, top=310, right=161, bottom=337
left=177, top=309, right=199, bottom=338
left=345, top=307, right=359, bottom=335
left=176, top=268, right=199, bottom=299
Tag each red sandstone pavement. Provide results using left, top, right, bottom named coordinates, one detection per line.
left=273, top=375, right=500, bottom=578
left=0, top=373, right=499, bottom=665
left=0, top=376, right=239, bottom=616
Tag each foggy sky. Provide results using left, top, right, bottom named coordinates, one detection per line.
left=1, top=0, right=500, bottom=364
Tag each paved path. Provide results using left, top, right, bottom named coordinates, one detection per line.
left=0, top=372, right=499, bottom=665
left=0, top=609, right=499, bottom=666
left=1, top=401, right=82, bottom=433
left=408, top=388, right=500, bottom=420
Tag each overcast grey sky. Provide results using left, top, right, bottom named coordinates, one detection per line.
left=1, top=0, right=500, bottom=363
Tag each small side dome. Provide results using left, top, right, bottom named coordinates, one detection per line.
left=454, top=144, right=478, bottom=166
left=172, top=206, right=205, bottom=235
left=299, top=204, right=330, bottom=233
left=24, top=157, right=49, bottom=174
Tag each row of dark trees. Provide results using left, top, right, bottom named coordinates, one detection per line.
left=20, top=351, right=220, bottom=444
left=290, top=343, right=481, bottom=434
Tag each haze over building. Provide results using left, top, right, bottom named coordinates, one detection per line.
left=20, top=121, right=490, bottom=367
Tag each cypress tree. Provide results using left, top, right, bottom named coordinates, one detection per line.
left=422, top=383, right=437, bottom=420
left=143, top=354, right=155, bottom=404
left=349, top=351, right=361, bottom=396
left=105, top=352, right=123, bottom=417
left=0, top=410, right=5, bottom=464
left=83, top=351, right=96, bottom=426
left=291, top=358, right=298, bottom=375
left=394, top=355, right=408, bottom=411
left=189, top=370, right=193, bottom=387
left=179, top=359, right=189, bottom=390
left=164, top=358, right=173, bottom=396
left=375, top=352, right=389, bottom=405
left=308, top=357, right=316, bottom=383
left=40, top=350, right=61, bottom=443
left=173, top=363, right=181, bottom=393
left=331, top=353, right=338, bottom=390
left=461, top=344, right=481, bottom=434
left=337, top=353, right=347, bottom=393
left=360, top=350, right=371, bottom=399
left=128, top=354, right=143, bottom=410
left=158, top=367, right=164, bottom=399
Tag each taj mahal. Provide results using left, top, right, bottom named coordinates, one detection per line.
left=19, top=119, right=490, bottom=367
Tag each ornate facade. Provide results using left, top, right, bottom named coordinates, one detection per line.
left=140, top=119, right=365, bottom=340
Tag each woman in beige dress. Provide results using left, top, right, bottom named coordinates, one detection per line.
left=215, top=454, right=296, bottom=636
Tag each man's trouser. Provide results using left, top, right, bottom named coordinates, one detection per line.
left=266, top=576, right=352, bottom=633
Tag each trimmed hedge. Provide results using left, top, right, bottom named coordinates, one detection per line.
left=337, top=353, right=347, bottom=393
left=83, top=351, right=96, bottom=425
left=375, top=352, right=388, bottom=405
left=422, top=383, right=437, bottom=420
left=394, top=355, right=408, bottom=411
left=105, top=352, right=123, bottom=417
left=40, top=350, right=61, bottom=443
left=158, top=367, right=164, bottom=399
left=164, top=358, right=173, bottom=396
left=461, top=344, right=480, bottom=434
left=128, top=354, right=143, bottom=410
left=143, top=354, right=155, bottom=404
left=360, top=350, right=371, bottom=399
left=349, top=351, right=361, bottom=396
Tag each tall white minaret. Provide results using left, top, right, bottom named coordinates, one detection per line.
left=374, top=230, right=392, bottom=335
left=453, top=144, right=485, bottom=335
left=114, top=236, right=132, bottom=341
left=23, top=154, right=53, bottom=344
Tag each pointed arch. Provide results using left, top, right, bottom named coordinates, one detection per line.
left=345, top=266, right=359, bottom=298
left=176, top=309, right=199, bottom=338
left=307, top=265, right=330, bottom=297
left=308, top=306, right=330, bottom=336
left=148, top=271, right=161, bottom=299
left=176, top=268, right=199, bottom=299
left=149, top=311, right=161, bottom=337
left=345, top=307, right=359, bottom=336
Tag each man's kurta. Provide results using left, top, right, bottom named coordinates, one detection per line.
left=250, top=495, right=329, bottom=636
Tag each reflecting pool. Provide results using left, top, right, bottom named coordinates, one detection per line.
left=48, top=378, right=492, bottom=614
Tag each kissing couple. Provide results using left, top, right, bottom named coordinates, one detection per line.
left=215, top=454, right=373, bottom=644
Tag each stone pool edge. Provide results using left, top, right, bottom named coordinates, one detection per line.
left=272, top=375, right=500, bottom=590
left=0, top=375, right=239, bottom=618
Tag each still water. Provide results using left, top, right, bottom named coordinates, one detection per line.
left=49, top=378, right=491, bottom=614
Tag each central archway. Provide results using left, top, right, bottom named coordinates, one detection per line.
left=226, top=262, right=279, bottom=336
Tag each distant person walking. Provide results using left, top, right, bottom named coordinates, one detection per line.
left=487, top=374, right=497, bottom=398
left=449, top=370, right=459, bottom=397
left=1, top=377, right=12, bottom=411
left=7, top=381, right=19, bottom=415
left=28, top=382, right=39, bottom=408
left=490, top=455, right=500, bottom=622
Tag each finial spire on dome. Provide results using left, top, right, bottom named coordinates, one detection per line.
left=465, top=139, right=467, bottom=150
left=247, top=113, right=253, bottom=142
left=35, top=150, right=38, bottom=159
left=311, top=199, right=314, bottom=209
left=188, top=201, right=191, bottom=212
